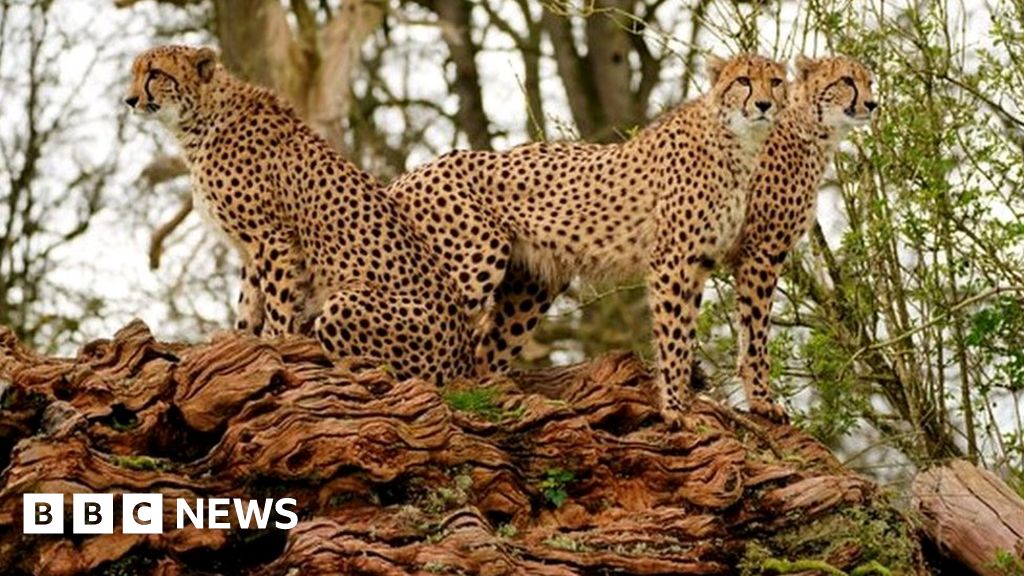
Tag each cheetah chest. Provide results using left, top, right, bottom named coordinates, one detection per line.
left=707, top=153, right=753, bottom=259
left=191, top=176, right=249, bottom=258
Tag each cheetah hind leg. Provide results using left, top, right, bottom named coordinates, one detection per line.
left=474, top=262, right=565, bottom=376
left=315, top=287, right=475, bottom=386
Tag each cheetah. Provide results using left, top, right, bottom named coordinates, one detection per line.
left=731, top=55, right=877, bottom=420
left=385, top=54, right=789, bottom=421
left=124, top=45, right=474, bottom=384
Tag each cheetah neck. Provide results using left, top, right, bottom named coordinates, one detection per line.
left=173, top=74, right=295, bottom=164
left=633, top=98, right=749, bottom=155
left=716, top=104, right=771, bottom=189
left=789, top=97, right=847, bottom=147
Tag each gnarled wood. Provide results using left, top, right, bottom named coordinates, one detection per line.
left=0, top=321, right=927, bottom=575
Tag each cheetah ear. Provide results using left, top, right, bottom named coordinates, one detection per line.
left=193, top=46, right=218, bottom=83
left=795, top=55, right=821, bottom=81
left=705, top=54, right=727, bottom=83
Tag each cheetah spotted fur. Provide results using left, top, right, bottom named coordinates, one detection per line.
left=385, top=54, right=789, bottom=423
left=731, top=55, right=877, bottom=420
left=125, top=45, right=474, bottom=384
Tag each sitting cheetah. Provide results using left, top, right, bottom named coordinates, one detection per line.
left=731, top=55, right=877, bottom=420
left=385, top=54, right=788, bottom=421
left=124, top=45, right=474, bottom=384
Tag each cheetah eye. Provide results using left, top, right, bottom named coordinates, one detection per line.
left=736, top=76, right=751, bottom=87
left=841, top=75, right=855, bottom=86
left=770, top=78, right=783, bottom=88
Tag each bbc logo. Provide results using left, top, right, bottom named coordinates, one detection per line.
left=24, top=494, right=163, bottom=534
left=23, top=493, right=298, bottom=534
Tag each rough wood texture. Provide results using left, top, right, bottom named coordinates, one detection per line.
left=0, top=320, right=926, bottom=575
left=914, top=459, right=1024, bottom=575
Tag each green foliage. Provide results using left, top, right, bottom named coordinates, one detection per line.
left=539, top=467, right=576, bottom=508
left=1008, top=467, right=1024, bottom=500
left=968, top=297, right=1024, bottom=392
left=990, top=549, right=1024, bottom=576
left=442, top=387, right=522, bottom=422
left=798, top=328, right=864, bottom=445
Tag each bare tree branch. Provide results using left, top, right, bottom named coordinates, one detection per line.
left=149, top=195, right=194, bottom=270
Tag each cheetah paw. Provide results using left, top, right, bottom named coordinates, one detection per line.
left=660, top=408, right=685, bottom=431
left=749, top=399, right=788, bottom=423
left=659, top=395, right=698, bottom=430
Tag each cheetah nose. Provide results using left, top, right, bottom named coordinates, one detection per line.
left=124, top=95, right=140, bottom=108
left=755, top=100, right=772, bottom=113
left=864, top=100, right=878, bottom=112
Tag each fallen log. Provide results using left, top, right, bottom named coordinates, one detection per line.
left=0, top=320, right=928, bottom=575
left=914, top=459, right=1024, bottom=575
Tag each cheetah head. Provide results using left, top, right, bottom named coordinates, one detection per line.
left=794, top=55, right=877, bottom=131
left=123, top=45, right=220, bottom=128
left=706, top=53, right=788, bottom=138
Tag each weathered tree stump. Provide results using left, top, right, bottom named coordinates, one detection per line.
left=914, top=459, right=1024, bottom=575
left=0, top=320, right=927, bottom=575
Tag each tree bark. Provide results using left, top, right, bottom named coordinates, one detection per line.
left=541, top=8, right=602, bottom=140
left=914, top=459, right=1024, bottom=575
left=584, top=0, right=640, bottom=135
left=431, top=0, right=493, bottom=150
left=0, top=321, right=928, bottom=575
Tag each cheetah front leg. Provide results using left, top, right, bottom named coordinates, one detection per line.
left=235, top=261, right=265, bottom=336
left=474, top=262, right=565, bottom=375
left=733, top=249, right=787, bottom=421
left=649, top=247, right=715, bottom=426
left=253, top=232, right=313, bottom=337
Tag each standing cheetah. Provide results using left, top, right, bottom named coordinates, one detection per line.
left=732, top=55, right=877, bottom=420
left=124, top=45, right=474, bottom=384
left=385, top=54, right=788, bottom=421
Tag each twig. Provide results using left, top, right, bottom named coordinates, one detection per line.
left=698, top=395, right=785, bottom=459
left=148, top=196, right=194, bottom=270
left=845, top=286, right=1024, bottom=369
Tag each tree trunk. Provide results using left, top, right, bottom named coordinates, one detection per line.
left=432, top=0, right=493, bottom=150
left=914, top=459, right=1024, bottom=575
left=584, top=0, right=640, bottom=135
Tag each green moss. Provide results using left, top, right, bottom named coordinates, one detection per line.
left=739, top=506, right=916, bottom=575
left=111, top=455, right=170, bottom=472
left=496, top=522, right=518, bottom=539
left=423, top=473, right=472, bottom=514
left=442, top=387, right=521, bottom=422
left=543, top=534, right=592, bottom=553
